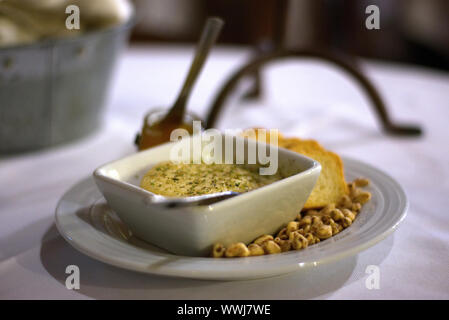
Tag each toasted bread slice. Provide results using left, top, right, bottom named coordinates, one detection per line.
left=278, top=138, right=348, bottom=208
left=241, top=128, right=348, bottom=209
left=240, top=127, right=284, bottom=144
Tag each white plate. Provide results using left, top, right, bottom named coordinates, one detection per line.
left=55, top=157, right=408, bottom=280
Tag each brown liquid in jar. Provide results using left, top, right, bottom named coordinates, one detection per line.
left=138, top=118, right=194, bottom=151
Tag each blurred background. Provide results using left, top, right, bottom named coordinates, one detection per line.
left=1, top=0, right=448, bottom=152
left=131, top=0, right=449, bottom=71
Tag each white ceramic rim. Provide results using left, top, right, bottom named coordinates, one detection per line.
left=55, top=157, right=408, bottom=280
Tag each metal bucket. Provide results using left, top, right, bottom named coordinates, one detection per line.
left=0, top=15, right=134, bottom=153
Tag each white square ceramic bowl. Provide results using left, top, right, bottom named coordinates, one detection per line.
left=93, top=134, right=321, bottom=256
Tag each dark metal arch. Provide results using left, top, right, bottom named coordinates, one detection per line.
left=205, top=49, right=422, bottom=136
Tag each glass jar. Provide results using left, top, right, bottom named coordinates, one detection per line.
left=136, top=108, right=202, bottom=151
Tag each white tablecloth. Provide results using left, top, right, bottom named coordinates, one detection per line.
left=1, top=45, right=448, bottom=299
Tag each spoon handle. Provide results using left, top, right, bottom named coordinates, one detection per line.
left=149, top=191, right=240, bottom=208
left=168, top=17, right=224, bottom=119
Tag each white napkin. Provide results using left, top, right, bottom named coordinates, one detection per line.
left=0, top=0, right=132, bottom=47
